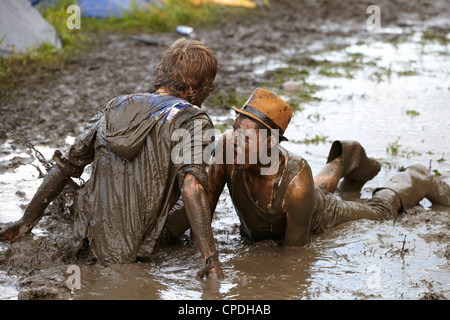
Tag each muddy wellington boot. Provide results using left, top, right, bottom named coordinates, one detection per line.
left=374, top=164, right=450, bottom=212
left=326, top=140, right=381, bottom=192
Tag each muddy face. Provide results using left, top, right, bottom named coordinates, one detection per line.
left=231, top=116, right=265, bottom=170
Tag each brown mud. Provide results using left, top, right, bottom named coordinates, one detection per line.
left=0, top=0, right=449, bottom=299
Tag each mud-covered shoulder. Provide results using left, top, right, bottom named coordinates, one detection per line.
left=282, top=160, right=316, bottom=212
left=173, top=104, right=213, bottom=127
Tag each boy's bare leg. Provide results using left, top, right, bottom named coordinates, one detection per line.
left=314, top=156, right=344, bottom=193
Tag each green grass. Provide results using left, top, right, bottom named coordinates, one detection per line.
left=262, top=67, right=322, bottom=110
left=0, top=42, right=74, bottom=90
left=318, top=68, right=344, bottom=78
left=386, top=139, right=401, bottom=156
left=289, top=50, right=377, bottom=79
left=40, top=0, right=240, bottom=37
left=386, top=138, right=425, bottom=159
left=398, top=70, right=418, bottom=76
left=287, top=91, right=322, bottom=109
left=406, top=110, right=420, bottom=117
left=0, top=1, right=80, bottom=88
left=370, top=64, right=392, bottom=83
left=264, top=66, right=322, bottom=108
left=266, top=66, right=309, bottom=85
left=433, top=169, right=441, bottom=176
left=38, top=0, right=86, bottom=47
left=79, top=0, right=227, bottom=34
left=421, top=28, right=450, bottom=45
left=0, top=0, right=251, bottom=89
left=206, top=88, right=251, bottom=110
left=307, top=113, right=325, bottom=123
left=291, top=134, right=328, bottom=145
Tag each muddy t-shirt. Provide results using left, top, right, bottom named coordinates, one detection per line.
left=61, top=93, right=213, bottom=263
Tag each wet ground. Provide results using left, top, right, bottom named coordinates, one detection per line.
left=0, top=0, right=449, bottom=300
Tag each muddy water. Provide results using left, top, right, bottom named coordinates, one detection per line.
left=1, top=26, right=449, bottom=299
left=145, top=29, right=450, bottom=300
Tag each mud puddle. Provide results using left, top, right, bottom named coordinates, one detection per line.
left=1, top=11, right=449, bottom=299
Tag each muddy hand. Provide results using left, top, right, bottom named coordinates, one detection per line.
left=196, top=264, right=224, bottom=280
left=207, top=264, right=224, bottom=280
left=196, top=256, right=224, bottom=280
left=0, top=218, right=32, bottom=242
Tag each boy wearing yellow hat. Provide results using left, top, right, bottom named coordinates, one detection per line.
left=162, top=87, right=450, bottom=254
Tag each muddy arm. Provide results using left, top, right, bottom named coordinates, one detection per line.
left=158, top=160, right=227, bottom=246
left=181, top=173, right=223, bottom=279
left=282, top=163, right=317, bottom=247
left=206, top=160, right=227, bottom=217
left=0, top=165, right=73, bottom=241
left=0, top=112, right=100, bottom=242
left=159, top=134, right=229, bottom=243
left=205, top=132, right=231, bottom=216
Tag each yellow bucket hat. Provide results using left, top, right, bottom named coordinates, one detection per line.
left=232, top=88, right=292, bottom=141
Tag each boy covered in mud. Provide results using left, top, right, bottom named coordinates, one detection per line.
left=161, top=87, right=450, bottom=249
left=0, top=39, right=223, bottom=279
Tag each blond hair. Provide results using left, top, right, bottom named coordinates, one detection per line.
left=154, top=38, right=218, bottom=101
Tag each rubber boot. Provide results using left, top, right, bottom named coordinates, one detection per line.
left=373, top=164, right=450, bottom=212
left=326, top=140, right=381, bottom=192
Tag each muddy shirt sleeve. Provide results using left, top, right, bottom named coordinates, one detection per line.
left=173, top=111, right=214, bottom=192
left=54, top=110, right=104, bottom=177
